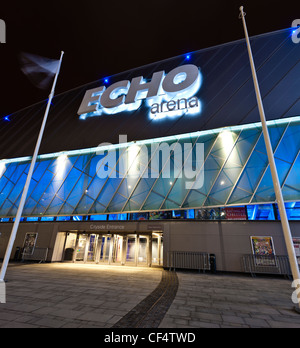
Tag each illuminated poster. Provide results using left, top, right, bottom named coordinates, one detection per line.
left=251, top=236, right=275, bottom=256
left=23, top=233, right=38, bottom=255
left=250, top=236, right=276, bottom=266
left=293, top=239, right=300, bottom=267
left=293, top=238, right=300, bottom=257
left=224, top=207, right=247, bottom=220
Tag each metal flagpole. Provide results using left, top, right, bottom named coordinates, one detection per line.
left=239, top=6, right=300, bottom=310
left=0, top=51, right=64, bottom=282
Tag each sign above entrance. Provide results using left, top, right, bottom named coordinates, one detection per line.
left=77, top=64, right=202, bottom=121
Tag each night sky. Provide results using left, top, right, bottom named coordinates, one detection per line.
left=0, top=0, right=299, bottom=117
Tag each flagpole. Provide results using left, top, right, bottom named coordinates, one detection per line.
left=239, top=6, right=300, bottom=310
left=0, top=51, right=64, bottom=282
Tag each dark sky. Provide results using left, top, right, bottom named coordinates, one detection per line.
left=0, top=0, right=299, bottom=117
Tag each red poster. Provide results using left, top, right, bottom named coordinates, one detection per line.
left=225, top=207, right=247, bottom=220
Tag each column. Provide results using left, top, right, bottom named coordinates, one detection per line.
left=102, top=236, right=108, bottom=262
left=157, top=235, right=162, bottom=266
left=108, top=235, right=114, bottom=265
left=95, top=235, right=103, bottom=264
left=72, top=234, right=80, bottom=263
left=135, top=235, right=139, bottom=266
left=147, top=235, right=152, bottom=267
left=83, top=235, right=89, bottom=263
left=121, top=235, right=128, bottom=265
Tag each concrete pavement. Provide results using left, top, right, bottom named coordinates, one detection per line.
left=0, top=262, right=299, bottom=328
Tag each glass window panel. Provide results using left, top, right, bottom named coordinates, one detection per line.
left=252, top=159, right=291, bottom=203
left=106, top=192, right=128, bottom=213
left=8, top=172, right=27, bottom=204
left=22, top=197, right=38, bottom=216
left=181, top=189, right=206, bottom=209
left=95, top=176, right=123, bottom=210
left=87, top=200, right=106, bottom=214
left=233, top=128, right=261, bottom=164
left=3, top=163, right=18, bottom=181
left=275, top=124, right=300, bottom=163
left=201, top=155, right=224, bottom=195
left=209, top=131, right=239, bottom=161
left=75, top=194, right=101, bottom=214
left=141, top=189, right=165, bottom=211
left=42, top=195, right=64, bottom=215
left=8, top=163, right=27, bottom=185
left=65, top=174, right=87, bottom=208
left=26, top=217, right=39, bottom=221
left=234, top=149, right=268, bottom=195
left=90, top=214, right=107, bottom=221
left=73, top=154, right=93, bottom=172
left=31, top=160, right=50, bottom=182
left=0, top=181, right=14, bottom=206
left=54, top=200, right=74, bottom=215
left=203, top=195, right=224, bottom=207
left=283, top=153, right=300, bottom=192
left=56, top=166, right=82, bottom=201
left=161, top=179, right=188, bottom=210
left=41, top=216, right=55, bottom=221
left=0, top=176, right=8, bottom=193
left=260, top=123, right=286, bottom=152
left=29, top=169, right=55, bottom=203
left=56, top=216, right=71, bottom=221
left=227, top=184, right=253, bottom=204
left=1, top=199, right=14, bottom=216
left=281, top=186, right=300, bottom=202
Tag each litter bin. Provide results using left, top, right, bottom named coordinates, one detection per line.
left=14, top=247, right=22, bottom=261
left=64, top=248, right=74, bottom=261
left=209, top=254, right=217, bottom=274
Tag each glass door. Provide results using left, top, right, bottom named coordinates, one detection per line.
left=87, top=234, right=98, bottom=262
left=75, top=234, right=89, bottom=261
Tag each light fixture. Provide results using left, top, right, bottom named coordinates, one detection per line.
left=56, top=154, right=68, bottom=178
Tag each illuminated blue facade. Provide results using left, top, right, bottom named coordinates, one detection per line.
left=0, top=116, right=300, bottom=221
left=1, top=28, right=300, bottom=222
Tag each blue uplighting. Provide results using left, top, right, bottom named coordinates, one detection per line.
left=3, top=115, right=11, bottom=122
left=185, top=54, right=191, bottom=60
left=104, top=78, right=109, bottom=83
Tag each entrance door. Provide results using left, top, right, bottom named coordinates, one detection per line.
left=74, top=234, right=98, bottom=262
left=69, top=232, right=163, bottom=267
left=151, top=233, right=163, bottom=266
left=75, top=234, right=89, bottom=261
left=86, top=234, right=98, bottom=262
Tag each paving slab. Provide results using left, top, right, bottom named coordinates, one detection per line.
left=0, top=262, right=300, bottom=328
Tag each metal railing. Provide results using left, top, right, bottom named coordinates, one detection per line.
left=167, top=251, right=211, bottom=272
left=242, top=254, right=292, bottom=277
left=22, top=248, right=49, bottom=263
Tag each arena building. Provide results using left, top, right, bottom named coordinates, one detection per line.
left=0, top=28, right=300, bottom=273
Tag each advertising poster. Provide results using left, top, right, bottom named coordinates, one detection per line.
left=23, top=233, right=38, bottom=256
left=224, top=207, right=247, bottom=220
left=251, top=236, right=276, bottom=266
left=293, top=238, right=300, bottom=267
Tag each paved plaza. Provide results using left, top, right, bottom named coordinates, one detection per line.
left=0, top=262, right=300, bottom=328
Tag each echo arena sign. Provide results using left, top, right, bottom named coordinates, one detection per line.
left=77, top=64, right=202, bottom=121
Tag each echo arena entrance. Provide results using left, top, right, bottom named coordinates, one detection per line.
left=62, top=231, right=163, bottom=267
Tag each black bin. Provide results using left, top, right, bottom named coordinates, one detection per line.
left=209, top=254, right=217, bottom=274
left=64, top=248, right=74, bottom=261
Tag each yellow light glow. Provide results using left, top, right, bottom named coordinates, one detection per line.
left=56, top=154, right=68, bottom=179
left=220, top=131, right=235, bottom=157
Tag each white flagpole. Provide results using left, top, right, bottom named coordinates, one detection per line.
left=0, top=51, right=64, bottom=282
left=239, top=6, right=300, bottom=310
